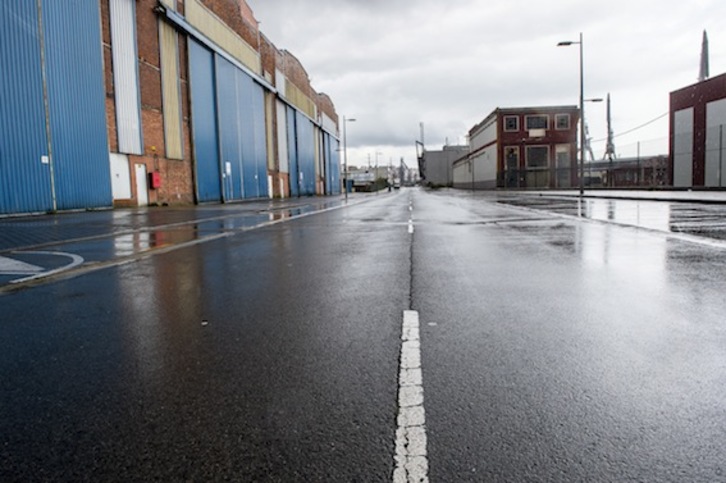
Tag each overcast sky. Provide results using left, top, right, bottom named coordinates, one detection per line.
left=247, top=0, right=726, bottom=168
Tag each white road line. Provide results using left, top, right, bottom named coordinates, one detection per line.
left=0, top=255, right=44, bottom=275
left=394, top=310, right=428, bottom=483
left=408, top=219, right=414, bottom=234
left=9, top=251, right=84, bottom=284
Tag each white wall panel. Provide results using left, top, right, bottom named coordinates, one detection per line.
left=673, top=108, right=693, bottom=188
left=276, top=100, right=289, bottom=173
left=110, top=0, right=143, bottom=155
left=705, top=98, right=726, bottom=187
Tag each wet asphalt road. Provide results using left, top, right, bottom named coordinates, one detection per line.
left=2, top=188, right=726, bottom=481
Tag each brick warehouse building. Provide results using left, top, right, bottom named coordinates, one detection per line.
left=670, top=72, right=726, bottom=188
left=0, top=0, right=340, bottom=215
left=452, top=106, right=579, bottom=190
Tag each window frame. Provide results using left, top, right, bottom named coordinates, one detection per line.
left=525, top=145, right=550, bottom=169
left=503, top=116, right=519, bottom=132
left=525, top=115, right=549, bottom=131
left=555, top=114, right=571, bottom=131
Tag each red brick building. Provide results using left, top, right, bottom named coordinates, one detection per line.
left=453, top=106, right=579, bottom=189
left=670, top=72, right=726, bottom=188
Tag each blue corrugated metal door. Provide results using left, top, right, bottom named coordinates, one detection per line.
left=251, top=82, right=269, bottom=198
left=215, top=56, right=243, bottom=201
left=0, top=2, right=52, bottom=214
left=286, top=106, right=299, bottom=197
left=295, top=112, right=316, bottom=196
left=323, top=134, right=332, bottom=194
left=237, top=71, right=257, bottom=199
left=189, top=40, right=222, bottom=202
left=0, top=0, right=111, bottom=214
left=323, top=133, right=341, bottom=195
left=42, top=0, right=112, bottom=210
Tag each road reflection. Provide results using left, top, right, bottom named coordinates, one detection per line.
left=581, top=199, right=672, bottom=232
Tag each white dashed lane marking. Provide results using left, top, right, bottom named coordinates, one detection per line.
left=394, top=310, right=428, bottom=482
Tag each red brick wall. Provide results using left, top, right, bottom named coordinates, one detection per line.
left=103, top=0, right=195, bottom=206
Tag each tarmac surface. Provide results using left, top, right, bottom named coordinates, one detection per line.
left=3, top=188, right=726, bottom=480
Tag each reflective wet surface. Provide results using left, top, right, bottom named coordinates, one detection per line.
left=2, top=188, right=726, bottom=480
left=496, top=192, right=726, bottom=241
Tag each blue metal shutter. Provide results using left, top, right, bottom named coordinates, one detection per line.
left=0, top=1, right=52, bottom=214
left=215, top=56, right=243, bottom=201
left=295, top=112, right=316, bottom=196
left=286, top=106, right=299, bottom=197
left=252, top=82, right=268, bottom=198
left=189, top=40, right=222, bottom=202
left=42, top=0, right=112, bottom=210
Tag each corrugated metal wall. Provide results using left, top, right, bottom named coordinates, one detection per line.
left=287, top=106, right=300, bottom=197
left=251, top=81, right=269, bottom=198
left=277, top=100, right=289, bottom=174
left=109, top=0, right=143, bottom=155
left=216, top=56, right=244, bottom=201
left=0, top=0, right=111, bottom=214
left=43, top=0, right=112, bottom=210
left=0, top=1, right=52, bottom=214
left=192, top=49, right=269, bottom=202
left=323, top=134, right=341, bottom=195
left=189, top=39, right=222, bottom=202
left=159, top=20, right=184, bottom=159
left=295, top=112, right=316, bottom=195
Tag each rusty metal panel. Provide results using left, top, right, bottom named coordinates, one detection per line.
left=109, top=0, right=143, bottom=155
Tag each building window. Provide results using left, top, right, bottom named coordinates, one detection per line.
left=555, top=114, right=570, bottom=130
left=525, top=115, right=548, bottom=130
left=504, top=116, right=519, bottom=132
left=526, top=145, right=549, bottom=168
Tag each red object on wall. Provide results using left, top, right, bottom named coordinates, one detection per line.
left=149, top=171, right=161, bottom=189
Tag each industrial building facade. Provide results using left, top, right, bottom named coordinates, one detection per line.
left=670, top=72, right=726, bottom=188
left=420, top=145, right=468, bottom=188
left=453, top=106, right=579, bottom=190
left=1, top=0, right=340, bottom=216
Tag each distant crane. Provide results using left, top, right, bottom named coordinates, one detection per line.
left=603, top=93, right=616, bottom=162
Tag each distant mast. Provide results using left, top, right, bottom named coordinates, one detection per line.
left=604, top=93, right=616, bottom=161
left=699, top=30, right=710, bottom=82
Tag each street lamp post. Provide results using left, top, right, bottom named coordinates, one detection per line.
left=558, top=32, right=585, bottom=196
left=343, top=116, right=356, bottom=201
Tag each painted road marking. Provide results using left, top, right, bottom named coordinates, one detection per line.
left=0, top=255, right=44, bottom=275
left=408, top=219, right=414, bottom=234
left=8, top=251, right=84, bottom=284
left=394, top=310, right=428, bottom=483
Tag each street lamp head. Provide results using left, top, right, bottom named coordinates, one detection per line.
left=348, top=118, right=357, bottom=122
left=586, top=98, right=604, bottom=103
left=557, top=41, right=574, bottom=46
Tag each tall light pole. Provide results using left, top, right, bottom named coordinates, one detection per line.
left=342, top=116, right=356, bottom=201
left=558, top=32, right=585, bottom=196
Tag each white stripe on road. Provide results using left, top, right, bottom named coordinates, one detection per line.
left=394, top=310, right=428, bottom=482
left=0, top=255, right=44, bottom=275
left=9, top=251, right=84, bottom=284
left=408, top=219, right=414, bottom=234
